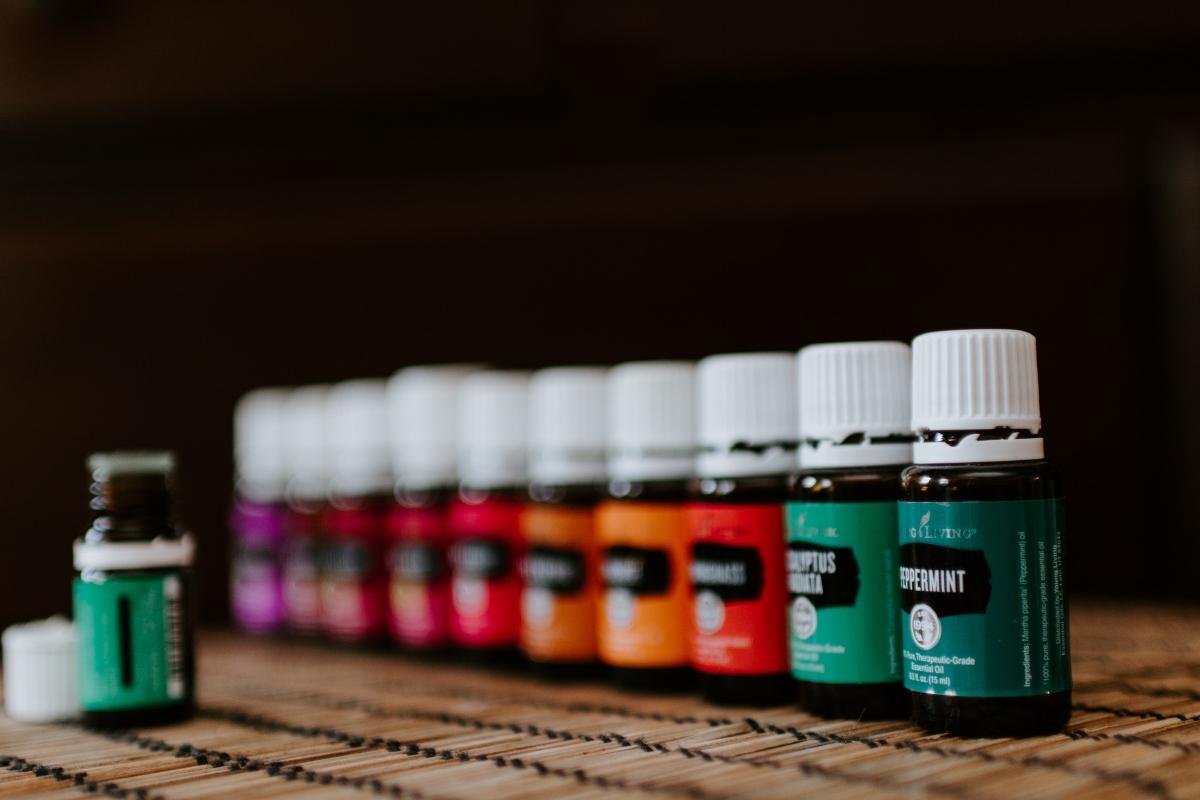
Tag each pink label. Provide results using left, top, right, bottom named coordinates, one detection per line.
left=230, top=550, right=284, bottom=634
left=386, top=505, right=450, bottom=647
left=447, top=496, right=524, bottom=648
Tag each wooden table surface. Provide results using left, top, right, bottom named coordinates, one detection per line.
left=2, top=601, right=1199, bottom=799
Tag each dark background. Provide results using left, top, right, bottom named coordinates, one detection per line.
left=2, top=2, right=1198, bottom=630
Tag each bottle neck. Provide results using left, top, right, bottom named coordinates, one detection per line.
left=913, top=428, right=1045, bottom=465
left=88, top=473, right=178, bottom=542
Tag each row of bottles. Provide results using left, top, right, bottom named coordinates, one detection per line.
left=230, top=329, right=1070, bottom=736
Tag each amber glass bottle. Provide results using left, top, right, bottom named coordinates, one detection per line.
left=689, top=353, right=794, bottom=707
left=788, top=341, right=913, bottom=720
left=521, top=368, right=608, bottom=678
left=73, top=452, right=195, bottom=728
left=385, top=365, right=481, bottom=654
left=596, top=361, right=696, bottom=692
left=448, top=371, right=531, bottom=666
left=900, top=330, right=1070, bottom=737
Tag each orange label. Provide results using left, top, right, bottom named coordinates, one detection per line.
left=519, top=505, right=598, bottom=663
left=595, top=501, right=691, bottom=668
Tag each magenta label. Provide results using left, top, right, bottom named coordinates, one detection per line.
left=447, top=498, right=524, bottom=648
left=231, top=547, right=284, bottom=634
left=387, top=540, right=448, bottom=646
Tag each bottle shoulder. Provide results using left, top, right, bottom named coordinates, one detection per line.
left=901, top=460, right=1062, bottom=501
left=83, top=522, right=182, bottom=544
left=692, top=473, right=789, bottom=504
left=790, top=466, right=904, bottom=503
left=529, top=483, right=605, bottom=507
left=606, top=479, right=693, bottom=503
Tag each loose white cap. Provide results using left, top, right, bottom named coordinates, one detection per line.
left=387, top=365, right=482, bottom=490
left=234, top=388, right=288, bottom=503
left=2, top=617, right=79, bottom=723
left=798, top=341, right=913, bottom=468
left=327, top=379, right=392, bottom=497
left=529, top=367, right=608, bottom=486
left=697, top=353, right=797, bottom=477
left=911, top=329, right=1044, bottom=464
left=282, top=384, right=331, bottom=502
left=607, top=361, right=696, bottom=482
left=458, top=371, right=531, bottom=489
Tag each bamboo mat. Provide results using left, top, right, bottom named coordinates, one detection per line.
left=3, top=601, right=1200, bottom=799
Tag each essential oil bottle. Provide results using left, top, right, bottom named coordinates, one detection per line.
left=280, top=385, right=331, bottom=637
left=520, top=367, right=607, bottom=678
left=788, top=342, right=912, bottom=720
left=689, top=353, right=793, bottom=706
left=322, top=379, right=391, bottom=646
left=596, top=361, right=696, bottom=692
left=73, top=452, right=195, bottom=727
left=900, top=329, right=1070, bottom=736
left=448, top=371, right=531, bottom=664
left=230, top=388, right=288, bottom=636
left=384, top=365, right=480, bottom=653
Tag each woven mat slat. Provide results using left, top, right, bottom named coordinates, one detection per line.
left=2, top=601, right=1199, bottom=799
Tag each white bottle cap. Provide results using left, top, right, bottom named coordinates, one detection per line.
left=911, top=328, right=1044, bottom=464
left=282, top=384, right=331, bottom=502
left=458, top=370, right=531, bottom=489
left=233, top=388, right=288, bottom=503
left=798, top=341, right=913, bottom=469
left=529, top=367, right=608, bottom=486
left=697, top=352, right=797, bottom=478
left=387, top=365, right=482, bottom=491
left=607, top=361, right=696, bottom=482
left=2, top=617, right=79, bottom=723
left=327, top=379, right=392, bottom=498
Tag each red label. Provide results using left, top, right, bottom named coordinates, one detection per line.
left=320, top=504, right=388, bottom=643
left=686, top=503, right=789, bottom=675
left=447, top=495, right=524, bottom=648
left=385, top=504, right=449, bottom=648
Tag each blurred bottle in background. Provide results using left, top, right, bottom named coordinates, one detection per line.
left=520, top=367, right=607, bottom=677
left=596, top=362, right=696, bottom=692
left=322, top=379, right=392, bottom=645
left=448, top=371, right=530, bottom=664
left=230, top=388, right=289, bottom=635
left=385, top=365, right=480, bottom=653
left=280, top=384, right=331, bottom=637
left=688, top=353, right=795, bottom=706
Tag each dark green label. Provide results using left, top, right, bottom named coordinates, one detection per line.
left=785, top=501, right=901, bottom=684
left=74, top=572, right=190, bottom=711
left=898, top=499, right=1069, bottom=697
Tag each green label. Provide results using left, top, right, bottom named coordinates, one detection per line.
left=785, top=501, right=900, bottom=684
left=73, top=572, right=190, bottom=711
left=898, top=499, right=1069, bottom=698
